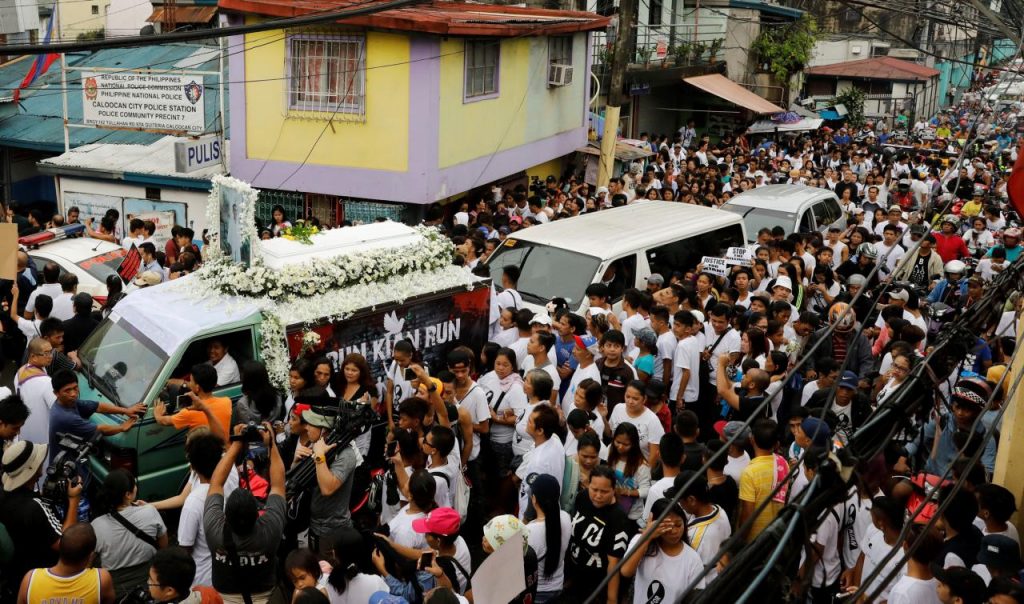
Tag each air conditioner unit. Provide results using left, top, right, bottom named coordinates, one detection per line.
left=548, top=63, right=574, bottom=87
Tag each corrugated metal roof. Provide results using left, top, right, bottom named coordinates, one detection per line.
left=0, top=43, right=228, bottom=152
left=805, top=56, right=940, bottom=81
left=218, top=0, right=610, bottom=37
left=38, top=135, right=229, bottom=180
left=147, top=6, right=218, bottom=23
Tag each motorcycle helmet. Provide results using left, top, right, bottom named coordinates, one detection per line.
left=1004, top=227, right=1022, bottom=241
left=944, top=260, right=966, bottom=276
left=858, top=243, right=878, bottom=259
left=941, top=215, right=960, bottom=230
left=828, top=303, right=855, bottom=331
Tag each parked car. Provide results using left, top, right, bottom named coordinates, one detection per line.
left=720, top=185, right=845, bottom=243
left=485, top=201, right=747, bottom=313
left=21, top=225, right=128, bottom=304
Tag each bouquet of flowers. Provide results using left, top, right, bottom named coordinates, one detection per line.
left=301, top=330, right=321, bottom=354
left=282, top=221, right=320, bottom=245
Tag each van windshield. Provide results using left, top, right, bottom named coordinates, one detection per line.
left=486, top=241, right=601, bottom=306
left=721, top=205, right=796, bottom=242
left=78, top=317, right=168, bottom=406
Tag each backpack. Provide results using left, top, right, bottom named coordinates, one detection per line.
left=432, top=468, right=470, bottom=522
left=560, top=455, right=580, bottom=513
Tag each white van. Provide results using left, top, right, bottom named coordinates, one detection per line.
left=720, top=185, right=844, bottom=243
left=485, top=201, right=746, bottom=313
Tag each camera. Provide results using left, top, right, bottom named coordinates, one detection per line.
left=529, top=175, right=546, bottom=196
left=42, top=433, right=100, bottom=502
left=229, top=421, right=268, bottom=443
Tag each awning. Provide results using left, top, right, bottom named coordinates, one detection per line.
left=818, top=109, right=842, bottom=120
left=683, top=74, right=784, bottom=114
left=747, top=117, right=824, bottom=134
left=146, top=6, right=218, bottom=23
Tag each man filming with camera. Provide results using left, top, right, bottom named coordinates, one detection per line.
left=299, top=408, right=359, bottom=556
left=153, top=364, right=231, bottom=442
left=204, top=421, right=285, bottom=604
left=0, top=440, right=83, bottom=597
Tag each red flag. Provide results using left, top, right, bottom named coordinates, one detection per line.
left=1007, top=139, right=1024, bottom=219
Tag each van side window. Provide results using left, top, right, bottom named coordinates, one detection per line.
left=602, top=255, right=636, bottom=302
left=173, top=330, right=254, bottom=390
left=799, top=211, right=815, bottom=233
left=645, top=225, right=745, bottom=279
left=812, top=201, right=834, bottom=229
left=823, top=198, right=842, bottom=224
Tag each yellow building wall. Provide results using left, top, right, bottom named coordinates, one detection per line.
left=526, top=158, right=565, bottom=182
left=243, top=27, right=410, bottom=171
left=438, top=34, right=587, bottom=169
left=58, top=0, right=108, bottom=37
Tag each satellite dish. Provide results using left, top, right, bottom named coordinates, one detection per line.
left=140, top=24, right=155, bottom=35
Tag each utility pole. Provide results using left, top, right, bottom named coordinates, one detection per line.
left=597, top=0, right=637, bottom=186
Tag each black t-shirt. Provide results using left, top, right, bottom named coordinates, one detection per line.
left=0, top=489, right=62, bottom=583
left=596, top=359, right=634, bottom=414
left=908, top=253, right=930, bottom=287
left=567, top=492, right=630, bottom=599
left=727, top=391, right=767, bottom=423
left=204, top=493, right=286, bottom=595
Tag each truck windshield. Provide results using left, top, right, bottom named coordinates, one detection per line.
left=78, top=317, right=168, bottom=406
left=486, top=241, right=601, bottom=306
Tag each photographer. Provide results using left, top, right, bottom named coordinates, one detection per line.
left=0, top=441, right=82, bottom=593
left=48, top=370, right=143, bottom=461
left=300, top=408, right=359, bottom=555
left=154, top=364, right=231, bottom=443
left=203, top=422, right=285, bottom=604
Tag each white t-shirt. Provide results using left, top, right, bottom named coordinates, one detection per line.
left=973, top=517, right=1021, bottom=544
left=212, top=353, right=240, bottom=387
left=687, top=505, right=732, bottom=582
left=671, top=336, right=702, bottom=403
left=15, top=371, right=55, bottom=446
left=493, top=327, right=519, bottom=347
left=654, top=331, right=678, bottom=383
left=860, top=525, right=905, bottom=601
left=608, top=405, right=665, bottom=462
left=521, top=357, right=561, bottom=399
left=456, top=383, right=490, bottom=461
left=800, top=380, right=821, bottom=407
left=803, top=505, right=841, bottom=588
left=511, top=338, right=557, bottom=370
left=478, top=372, right=528, bottom=445
left=326, top=573, right=389, bottom=604
left=627, top=536, right=705, bottom=604
left=513, top=401, right=541, bottom=457
left=50, top=293, right=74, bottom=321
left=527, top=511, right=572, bottom=593
left=385, top=361, right=419, bottom=414
left=702, top=327, right=740, bottom=384
left=388, top=508, right=428, bottom=551
left=887, top=576, right=940, bottom=604
left=179, top=483, right=212, bottom=587
left=496, top=289, right=522, bottom=311
left=642, top=476, right=674, bottom=522
left=16, top=317, right=41, bottom=340
left=516, top=436, right=565, bottom=519
left=428, top=460, right=458, bottom=508
left=25, top=283, right=62, bottom=314
left=561, top=363, right=601, bottom=417
left=621, top=313, right=651, bottom=359
left=723, top=451, right=750, bottom=485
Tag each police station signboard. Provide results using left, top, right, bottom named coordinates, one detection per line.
left=81, top=71, right=206, bottom=134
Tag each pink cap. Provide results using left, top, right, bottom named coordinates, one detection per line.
left=412, top=507, right=461, bottom=536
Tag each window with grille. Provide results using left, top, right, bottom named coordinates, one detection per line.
left=549, top=36, right=572, bottom=67
left=464, top=40, right=499, bottom=101
left=287, top=34, right=365, bottom=118
left=648, top=0, right=662, bottom=26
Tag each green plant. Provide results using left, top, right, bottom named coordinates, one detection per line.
left=672, top=42, right=691, bottom=64
left=708, top=38, right=724, bottom=59
left=76, top=29, right=104, bottom=41
left=833, top=87, right=867, bottom=128
left=691, top=40, right=707, bottom=61
left=636, top=46, right=654, bottom=64
left=751, top=14, right=818, bottom=82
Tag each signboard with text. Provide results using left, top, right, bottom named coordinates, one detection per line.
left=174, top=135, right=222, bottom=173
left=116, top=244, right=142, bottom=283
left=82, top=71, right=206, bottom=133
left=702, top=256, right=728, bottom=277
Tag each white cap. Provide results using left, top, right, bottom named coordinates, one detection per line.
left=454, top=211, right=469, bottom=226
left=774, top=276, right=793, bottom=291
left=530, top=313, right=552, bottom=326
left=596, top=186, right=609, bottom=195
left=587, top=307, right=609, bottom=317
left=690, top=310, right=705, bottom=324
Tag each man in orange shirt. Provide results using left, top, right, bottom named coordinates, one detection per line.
left=154, top=364, right=231, bottom=441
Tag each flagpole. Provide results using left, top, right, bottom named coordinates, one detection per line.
left=57, top=4, right=68, bottom=154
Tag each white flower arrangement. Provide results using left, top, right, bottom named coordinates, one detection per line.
left=196, top=225, right=453, bottom=300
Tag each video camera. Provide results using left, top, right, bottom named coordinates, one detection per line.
left=284, top=400, right=379, bottom=502
left=42, top=432, right=101, bottom=502
left=230, top=421, right=270, bottom=444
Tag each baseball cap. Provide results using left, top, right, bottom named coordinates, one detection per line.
left=509, top=215, right=523, bottom=225
left=412, top=507, right=461, bottom=536
left=801, top=417, right=832, bottom=448
left=530, top=313, right=552, bottom=326
left=888, top=205, right=903, bottom=213
left=977, top=534, right=1022, bottom=569
left=837, top=370, right=859, bottom=390
left=952, top=376, right=992, bottom=409
left=932, top=567, right=986, bottom=604
left=301, top=409, right=333, bottom=429
left=647, top=273, right=665, bottom=286
left=596, top=186, right=609, bottom=195
left=483, top=514, right=529, bottom=553
left=716, top=420, right=751, bottom=443
left=847, top=274, right=868, bottom=287
left=889, top=288, right=910, bottom=302
left=369, top=593, right=409, bottom=604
